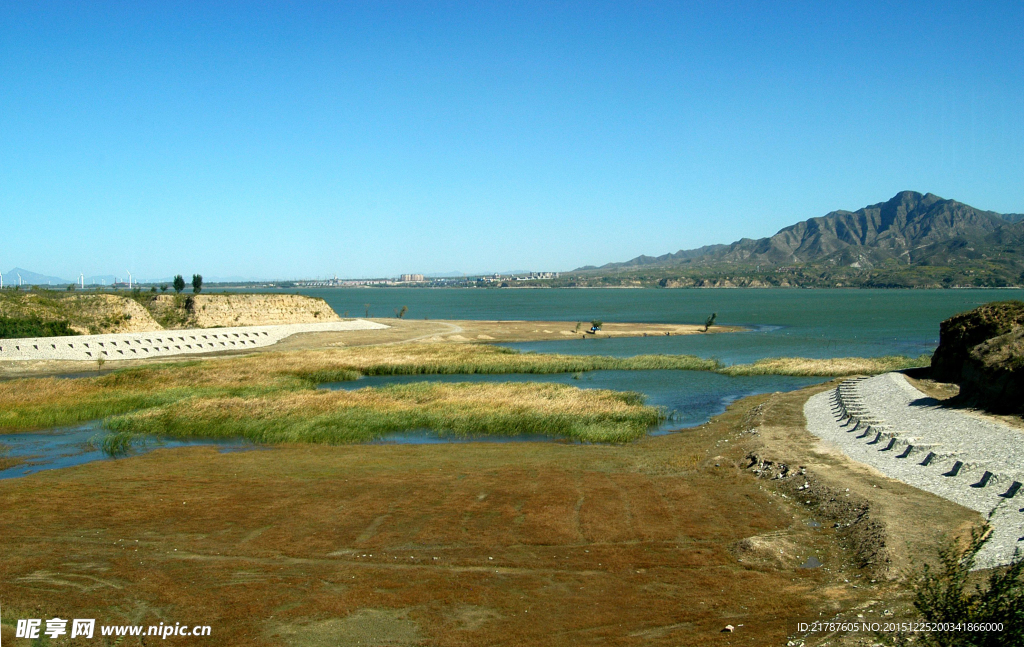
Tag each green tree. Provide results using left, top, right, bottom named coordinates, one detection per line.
left=395, top=305, right=408, bottom=319
left=590, top=320, right=603, bottom=330
left=172, top=275, right=186, bottom=293
left=160, top=284, right=169, bottom=292
left=192, top=274, right=203, bottom=294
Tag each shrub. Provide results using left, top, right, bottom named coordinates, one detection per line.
left=881, top=524, right=1023, bottom=646
left=0, top=315, right=79, bottom=338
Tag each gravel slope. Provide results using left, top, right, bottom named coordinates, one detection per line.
left=805, top=372, right=1023, bottom=568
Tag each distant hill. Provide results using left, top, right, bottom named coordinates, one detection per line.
left=2, top=267, right=72, bottom=286
left=563, top=192, right=1024, bottom=289
left=590, top=192, right=1024, bottom=272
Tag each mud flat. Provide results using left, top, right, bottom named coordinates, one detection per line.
left=804, top=372, right=1024, bottom=567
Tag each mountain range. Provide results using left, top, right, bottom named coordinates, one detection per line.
left=575, top=191, right=1024, bottom=288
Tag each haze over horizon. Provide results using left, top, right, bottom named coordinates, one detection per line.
left=2, top=2, right=1022, bottom=281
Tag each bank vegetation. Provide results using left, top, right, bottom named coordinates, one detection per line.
left=0, top=343, right=927, bottom=444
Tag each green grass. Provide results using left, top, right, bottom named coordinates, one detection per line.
left=104, top=382, right=664, bottom=444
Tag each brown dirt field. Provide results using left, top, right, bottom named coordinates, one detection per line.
left=0, top=394, right=844, bottom=645
left=0, top=381, right=979, bottom=647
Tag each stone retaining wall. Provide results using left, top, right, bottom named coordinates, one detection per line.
left=0, top=320, right=388, bottom=362
left=805, top=372, right=1023, bottom=568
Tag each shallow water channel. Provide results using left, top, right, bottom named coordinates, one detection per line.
left=0, top=369, right=826, bottom=479
left=321, top=370, right=826, bottom=436
left=0, top=423, right=254, bottom=480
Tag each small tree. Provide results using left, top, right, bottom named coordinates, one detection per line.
left=590, top=320, right=603, bottom=331
left=364, top=303, right=371, bottom=318
left=702, top=312, right=717, bottom=332
left=173, top=275, right=186, bottom=293
left=160, top=284, right=168, bottom=293
left=192, top=274, right=203, bottom=294
left=395, top=305, right=408, bottom=319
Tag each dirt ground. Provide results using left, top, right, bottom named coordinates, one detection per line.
left=0, top=319, right=739, bottom=380
left=0, top=380, right=984, bottom=646
left=202, top=318, right=740, bottom=350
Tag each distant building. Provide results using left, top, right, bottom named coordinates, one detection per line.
left=478, top=271, right=559, bottom=283
left=400, top=274, right=425, bottom=282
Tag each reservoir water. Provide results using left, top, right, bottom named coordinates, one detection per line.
left=242, top=287, right=1024, bottom=362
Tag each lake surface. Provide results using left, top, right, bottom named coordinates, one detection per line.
left=235, top=287, right=1023, bottom=362
left=323, top=370, right=825, bottom=435
left=0, top=423, right=254, bottom=480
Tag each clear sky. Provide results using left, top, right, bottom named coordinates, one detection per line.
left=2, top=1, right=1022, bottom=281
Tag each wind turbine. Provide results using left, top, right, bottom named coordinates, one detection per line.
left=0, top=270, right=3, bottom=289
left=80, top=273, right=85, bottom=289
left=17, top=273, right=22, bottom=287
left=126, top=270, right=133, bottom=289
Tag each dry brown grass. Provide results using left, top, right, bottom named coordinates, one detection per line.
left=720, top=355, right=930, bottom=376
left=0, top=344, right=710, bottom=434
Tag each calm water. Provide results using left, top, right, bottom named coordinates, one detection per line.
left=0, top=423, right=254, bottom=480
left=235, top=287, right=1023, bottom=362
left=322, top=370, right=825, bottom=435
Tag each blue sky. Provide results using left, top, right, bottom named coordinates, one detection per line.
left=2, top=1, right=1022, bottom=281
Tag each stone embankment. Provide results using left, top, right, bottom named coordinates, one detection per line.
left=804, top=372, right=1023, bottom=568
left=0, top=320, right=388, bottom=362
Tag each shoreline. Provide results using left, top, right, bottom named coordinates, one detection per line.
left=0, top=319, right=742, bottom=378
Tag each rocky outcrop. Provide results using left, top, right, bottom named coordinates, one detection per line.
left=959, top=327, right=1024, bottom=414
left=931, top=301, right=1024, bottom=413
left=0, top=292, right=163, bottom=335
left=186, top=294, right=340, bottom=328
left=72, top=295, right=164, bottom=333
left=931, top=301, right=1024, bottom=381
left=1, top=291, right=343, bottom=338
